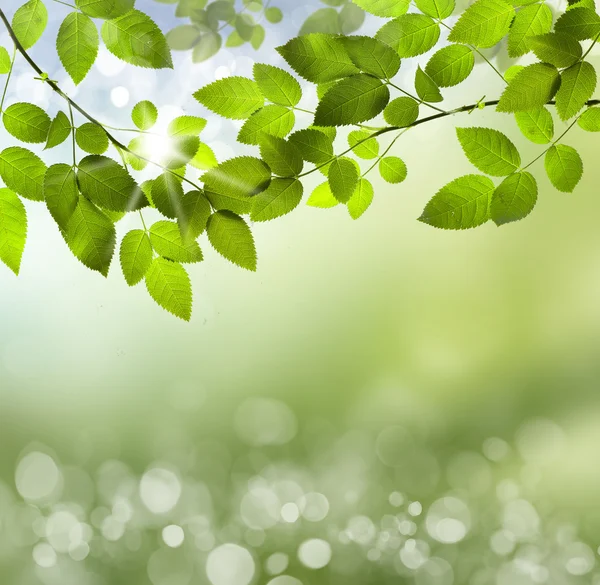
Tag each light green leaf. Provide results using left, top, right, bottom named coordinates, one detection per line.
left=265, top=7, right=283, bottom=23
left=380, top=14, right=440, bottom=58
left=45, top=111, right=71, bottom=150
left=554, top=7, right=600, bottom=41
left=76, top=123, right=109, bottom=154
left=448, top=0, right=515, bottom=48
left=76, top=0, right=134, bottom=19
left=528, top=32, right=582, bottom=67
left=347, top=177, right=374, bottom=219
left=544, top=144, right=583, bottom=192
left=307, top=181, right=339, bottom=208
left=207, top=210, right=257, bottom=271
left=314, top=74, right=390, bottom=126
left=238, top=105, right=295, bottom=145
left=352, top=0, right=410, bottom=17
left=379, top=156, right=407, bottom=183
left=149, top=220, right=203, bottom=263
left=259, top=135, right=303, bottom=177
left=384, top=97, right=419, bottom=126
left=189, top=143, right=218, bottom=170
left=415, top=66, right=443, bottom=102
left=253, top=63, right=302, bottom=107
left=0, top=47, right=11, bottom=75
left=456, top=127, right=521, bottom=176
left=178, top=190, right=212, bottom=242
left=425, top=44, right=474, bottom=88
left=328, top=157, right=359, bottom=203
left=251, top=178, right=303, bottom=222
left=289, top=128, right=334, bottom=165
left=507, top=3, right=552, bottom=58
left=44, top=163, right=79, bottom=232
left=0, top=146, right=46, bottom=201
left=348, top=130, right=379, bottom=159
left=161, top=136, right=201, bottom=169
left=251, top=25, right=265, bottom=50
left=276, top=33, right=359, bottom=83
left=341, top=36, right=401, bottom=79
left=555, top=61, right=597, bottom=121
left=152, top=172, right=184, bottom=219
left=101, top=10, right=173, bottom=69
left=339, top=3, right=366, bottom=35
left=145, top=257, right=192, bottom=321
left=66, top=196, right=116, bottom=276
left=202, top=156, right=271, bottom=200
left=0, top=188, right=27, bottom=275
left=57, top=12, right=98, bottom=85
left=194, top=76, right=264, bottom=119
left=414, top=0, right=455, bottom=19
left=491, top=171, right=537, bottom=225
left=120, top=229, right=153, bottom=286
left=419, top=174, right=494, bottom=229
left=504, top=65, right=524, bottom=82
left=77, top=155, right=145, bottom=212
left=167, top=115, right=207, bottom=136
left=578, top=106, right=600, bottom=131
left=3, top=102, right=51, bottom=144
left=204, top=191, right=252, bottom=216
left=192, top=33, right=222, bottom=62
left=299, top=8, right=341, bottom=35
left=132, top=100, right=158, bottom=130
left=166, top=24, right=201, bottom=51
left=515, top=107, right=554, bottom=144
left=12, top=0, right=48, bottom=50
left=496, top=63, right=561, bottom=113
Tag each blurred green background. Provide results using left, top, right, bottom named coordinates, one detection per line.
left=2, top=0, right=600, bottom=584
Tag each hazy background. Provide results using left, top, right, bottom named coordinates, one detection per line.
left=1, top=1, right=600, bottom=584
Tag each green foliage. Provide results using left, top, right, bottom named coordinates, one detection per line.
left=528, top=32, right=582, bottom=68
left=3, top=102, right=50, bottom=143
left=194, top=77, right=264, bottom=119
left=0, top=147, right=46, bottom=201
left=554, top=7, right=600, bottom=40
left=253, top=64, right=302, bottom=107
left=120, top=229, right=153, bottom=286
left=514, top=108, right=554, bottom=144
left=490, top=172, right=537, bottom=225
left=544, top=144, right=583, bottom=192
left=353, top=0, right=409, bottom=17
left=497, top=63, right=561, bottom=113
left=507, top=3, right=552, bottom=58
left=251, top=178, right=303, bottom=222
left=578, top=107, right=600, bottom=131
left=425, top=45, right=474, bottom=88
left=45, top=111, right=71, bottom=150
left=12, top=0, right=47, bottom=50
left=379, top=157, right=407, bottom=184
left=76, top=123, right=109, bottom=154
left=555, top=61, right=597, bottom=121
left=207, top=210, right=257, bottom=271
left=448, top=0, right=515, bottom=48
left=347, top=178, right=374, bottom=219
left=415, top=66, right=443, bottom=103
left=456, top=127, right=521, bottom=176
left=57, top=13, right=99, bottom=85
left=132, top=101, right=158, bottom=130
left=145, top=257, right=192, bottom=321
left=328, top=157, right=359, bottom=203
left=341, top=36, right=400, bottom=79
left=0, top=187, right=27, bottom=275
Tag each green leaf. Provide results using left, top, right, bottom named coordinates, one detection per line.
left=205, top=191, right=252, bottom=216
left=120, top=229, right=153, bottom=286
left=289, top=128, right=334, bottom=165
left=57, top=12, right=98, bottom=85
left=507, top=3, right=552, bottom=58
left=3, top=102, right=51, bottom=144
left=149, top=220, right=203, bottom=263
left=0, top=47, right=11, bottom=75
left=448, top=0, right=515, bottom=48
left=76, top=0, right=134, bottom=19
left=353, top=0, right=410, bottom=17
left=504, top=65, right=525, bottom=82
left=251, top=25, right=265, bottom=50
left=328, top=157, right=359, bottom=203
left=496, top=63, right=561, bottom=113
left=415, top=66, right=443, bottom=103
left=414, top=0, right=455, bottom=19
left=307, top=181, right=339, bottom=208
left=276, top=33, right=359, bottom=83
left=578, top=106, right=600, bottom=131
left=45, top=111, right=71, bottom=150
left=544, top=144, right=583, bottom=192
left=528, top=32, right=582, bottom=68
left=347, top=178, right=374, bottom=219
left=202, top=156, right=271, bottom=200
left=101, top=10, right=173, bottom=69
left=251, top=178, right=304, bottom=222
left=0, top=188, right=27, bottom=275
left=253, top=63, right=302, bottom=107
left=380, top=14, right=440, bottom=58
left=161, top=136, right=201, bottom=169
left=145, top=258, right=192, bottom=321
left=265, top=6, right=283, bottom=23
left=339, top=3, right=366, bottom=35
left=207, top=210, right=257, bottom=271
left=314, top=74, right=390, bottom=126
left=178, top=190, right=212, bottom=242
left=77, top=155, right=145, bottom=212
left=515, top=107, right=554, bottom=144
left=193, top=33, right=223, bottom=63
left=238, top=105, right=295, bottom=145
left=132, top=100, right=158, bottom=130
left=456, top=127, right=521, bottom=176
left=341, top=36, right=401, bottom=79
left=419, top=174, right=494, bottom=229
left=152, top=172, right=184, bottom=219
left=299, top=8, right=341, bottom=36
left=76, top=123, right=109, bottom=154
left=167, top=115, right=207, bottom=136
left=166, top=24, right=201, bottom=50
left=44, top=163, right=79, bottom=231
left=0, top=147, right=46, bottom=201
left=379, top=156, right=407, bottom=183
left=12, top=0, right=48, bottom=50
left=491, top=171, right=537, bottom=225
left=555, top=61, right=597, bottom=121
left=194, top=76, right=264, bottom=119
left=425, top=44, right=474, bottom=88
left=383, top=97, right=419, bottom=127
left=189, top=143, right=218, bottom=170
left=554, top=7, right=600, bottom=41
left=66, top=196, right=116, bottom=276
left=259, top=135, right=303, bottom=177
left=348, top=130, right=379, bottom=159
